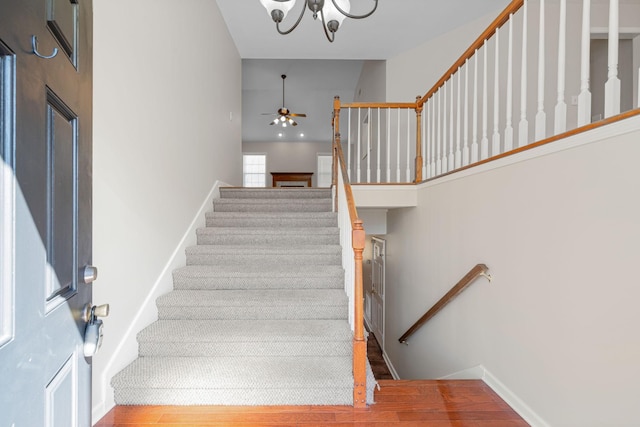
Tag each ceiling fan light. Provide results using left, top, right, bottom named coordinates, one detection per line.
left=323, top=0, right=349, bottom=28
left=260, top=0, right=297, bottom=22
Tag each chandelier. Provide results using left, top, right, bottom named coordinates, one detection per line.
left=259, top=0, right=378, bottom=42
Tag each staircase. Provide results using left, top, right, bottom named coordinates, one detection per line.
left=111, top=187, right=375, bottom=406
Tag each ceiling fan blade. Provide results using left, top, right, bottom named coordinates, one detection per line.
left=261, top=113, right=278, bottom=115
left=289, top=113, right=307, bottom=118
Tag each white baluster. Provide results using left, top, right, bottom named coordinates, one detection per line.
left=463, top=58, right=470, bottom=166
left=519, top=0, right=529, bottom=147
left=535, top=0, right=546, bottom=141
left=577, top=0, right=592, bottom=126
left=449, top=77, right=455, bottom=171
left=367, top=107, right=371, bottom=183
left=492, top=28, right=501, bottom=157
left=442, top=82, right=448, bottom=173
left=431, top=96, right=436, bottom=177
left=436, top=90, right=442, bottom=176
left=406, top=108, right=411, bottom=182
left=422, top=102, right=427, bottom=179
left=472, top=51, right=480, bottom=163
left=455, top=68, right=462, bottom=169
left=347, top=108, right=351, bottom=180
left=396, top=108, right=401, bottom=182
left=554, top=0, right=567, bottom=135
left=505, top=15, right=514, bottom=151
left=357, top=108, right=361, bottom=183
left=604, top=0, right=620, bottom=117
left=377, top=108, right=381, bottom=183
left=386, top=108, right=391, bottom=182
left=481, top=42, right=490, bottom=160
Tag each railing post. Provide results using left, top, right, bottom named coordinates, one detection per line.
left=415, top=96, right=423, bottom=183
left=352, top=219, right=367, bottom=408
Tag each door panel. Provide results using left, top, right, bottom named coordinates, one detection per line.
left=0, top=0, right=93, bottom=425
left=47, top=0, right=78, bottom=63
left=371, top=237, right=385, bottom=349
left=46, top=91, right=78, bottom=309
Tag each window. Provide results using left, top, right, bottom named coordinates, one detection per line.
left=317, top=154, right=332, bottom=188
left=243, top=154, right=266, bottom=187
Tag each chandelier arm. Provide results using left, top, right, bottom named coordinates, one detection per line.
left=320, top=8, right=336, bottom=43
left=330, top=0, right=378, bottom=19
left=275, top=1, right=308, bottom=35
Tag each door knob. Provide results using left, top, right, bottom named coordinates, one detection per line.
left=82, top=303, right=109, bottom=357
left=83, top=265, right=98, bottom=284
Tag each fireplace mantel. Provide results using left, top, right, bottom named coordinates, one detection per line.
left=271, top=172, right=313, bottom=187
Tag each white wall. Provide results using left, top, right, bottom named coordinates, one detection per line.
left=242, top=141, right=332, bottom=187
left=382, top=117, right=640, bottom=426
left=354, top=60, right=386, bottom=102
left=92, top=0, right=241, bottom=421
left=386, top=10, right=499, bottom=102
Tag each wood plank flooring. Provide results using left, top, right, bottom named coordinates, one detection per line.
left=95, top=380, right=529, bottom=426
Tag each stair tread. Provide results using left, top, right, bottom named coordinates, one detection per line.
left=156, top=289, right=348, bottom=307
left=138, top=319, right=352, bottom=342
left=112, top=356, right=353, bottom=389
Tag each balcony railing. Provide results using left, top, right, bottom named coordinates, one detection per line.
left=334, top=0, right=640, bottom=184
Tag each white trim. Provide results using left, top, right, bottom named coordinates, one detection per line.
left=382, top=351, right=400, bottom=380
left=0, top=161, right=14, bottom=348
left=0, top=46, right=15, bottom=348
left=92, top=180, right=231, bottom=424
left=436, top=364, right=551, bottom=427
left=418, top=115, right=640, bottom=191
left=482, top=367, right=552, bottom=427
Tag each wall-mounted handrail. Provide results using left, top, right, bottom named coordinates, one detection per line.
left=399, top=264, right=491, bottom=344
left=332, top=96, right=367, bottom=408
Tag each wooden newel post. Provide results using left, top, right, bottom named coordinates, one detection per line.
left=333, top=97, right=341, bottom=212
left=415, top=96, right=424, bottom=183
left=352, top=218, right=367, bottom=408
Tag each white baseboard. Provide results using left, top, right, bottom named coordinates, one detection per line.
left=382, top=351, right=400, bottom=380
left=481, top=367, right=551, bottom=427
left=436, top=364, right=550, bottom=427
left=91, top=180, right=230, bottom=425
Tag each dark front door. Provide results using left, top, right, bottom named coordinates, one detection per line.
left=0, top=0, right=93, bottom=425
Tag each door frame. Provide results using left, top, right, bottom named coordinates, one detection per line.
left=0, top=41, right=16, bottom=348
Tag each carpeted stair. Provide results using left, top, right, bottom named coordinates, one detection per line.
left=111, top=187, right=376, bottom=406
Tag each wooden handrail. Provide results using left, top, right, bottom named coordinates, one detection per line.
left=332, top=96, right=367, bottom=408
left=418, top=0, right=524, bottom=106
left=340, top=101, right=418, bottom=109
left=399, top=264, right=490, bottom=344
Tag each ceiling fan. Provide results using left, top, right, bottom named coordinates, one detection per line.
left=262, top=74, right=306, bottom=127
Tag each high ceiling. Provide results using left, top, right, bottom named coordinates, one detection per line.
left=216, top=0, right=510, bottom=142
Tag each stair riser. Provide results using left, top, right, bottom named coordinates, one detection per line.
left=213, top=203, right=331, bottom=213
left=173, top=277, right=344, bottom=290
left=197, top=234, right=339, bottom=245
left=114, top=388, right=353, bottom=406
left=157, top=306, right=348, bottom=320
left=186, top=254, right=342, bottom=266
left=138, top=342, right=352, bottom=357
left=220, top=189, right=332, bottom=200
left=206, top=217, right=338, bottom=227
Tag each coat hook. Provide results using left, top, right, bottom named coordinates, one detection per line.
left=31, top=35, right=58, bottom=59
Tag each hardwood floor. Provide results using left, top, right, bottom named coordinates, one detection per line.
left=95, top=380, right=529, bottom=426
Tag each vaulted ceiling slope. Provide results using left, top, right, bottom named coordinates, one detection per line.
left=216, top=0, right=510, bottom=142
